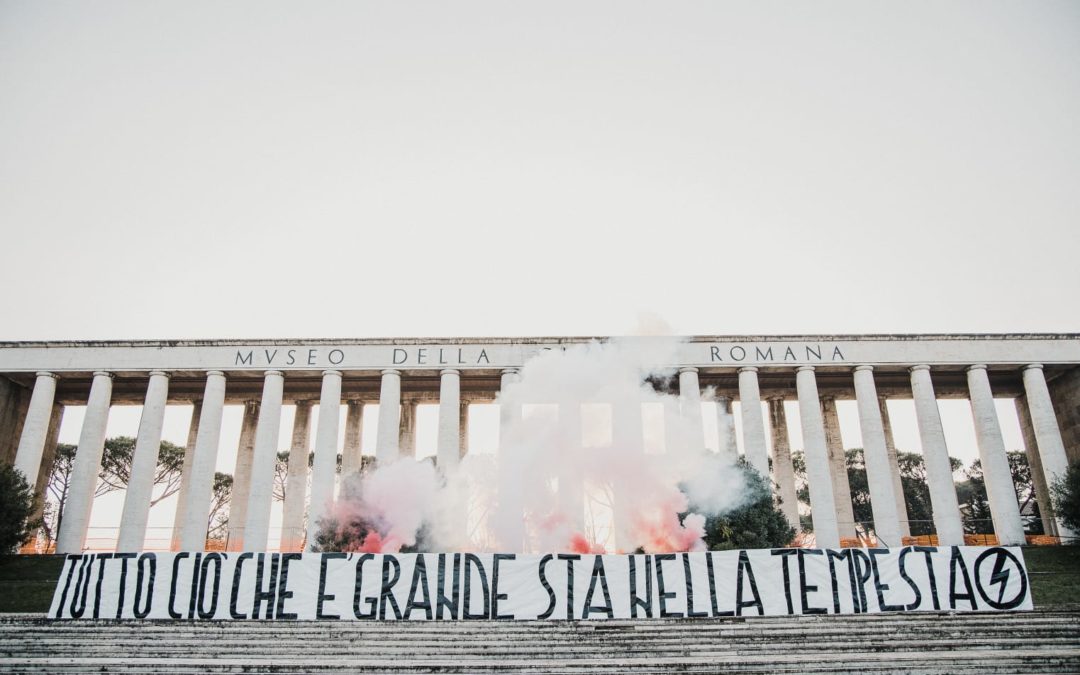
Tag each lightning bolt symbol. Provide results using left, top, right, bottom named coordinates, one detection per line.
left=988, top=553, right=1011, bottom=605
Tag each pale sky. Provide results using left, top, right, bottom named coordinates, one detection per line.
left=1, top=1, right=1076, bottom=547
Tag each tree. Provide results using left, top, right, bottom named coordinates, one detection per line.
left=955, top=451, right=1041, bottom=535
left=686, top=460, right=795, bottom=550
left=206, top=472, right=233, bottom=541
left=44, top=443, right=77, bottom=545
left=1051, top=459, right=1080, bottom=534
left=0, top=466, right=38, bottom=553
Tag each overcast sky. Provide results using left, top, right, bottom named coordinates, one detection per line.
left=2, top=1, right=1078, bottom=341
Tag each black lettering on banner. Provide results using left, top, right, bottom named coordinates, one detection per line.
left=492, top=554, right=516, bottom=620
left=133, top=554, right=156, bottom=619
left=898, top=547, right=922, bottom=610
left=168, top=553, right=190, bottom=619
left=252, top=553, right=280, bottom=620
left=772, top=549, right=797, bottom=615
left=915, top=546, right=941, bottom=610
left=463, top=554, right=491, bottom=620
left=557, top=554, right=581, bottom=621
left=537, top=554, right=556, bottom=619
left=583, top=556, right=613, bottom=619
left=276, top=553, right=301, bottom=620
left=974, top=548, right=1028, bottom=610
left=628, top=555, right=653, bottom=619
left=70, top=555, right=93, bottom=619
left=353, top=554, right=376, bottom=619
left=705, top=552, right=731, bottom=617
left=93, top=553, right=114, bottom=619
left=735, top=550, right=763, bottom=616
left=54, top=555, right=80, bottom=619
left=230, top=552, right=253, bottom=619
left=113, top=553, right=136, bottom=620
left=187, top=553, right=203, bottom=619
left=317, top=553, right=347, bottom=620
left=655, top=554, right=682, bottom=618
left=851, top=549, right=872, bottom=613
left=826, top=549, right=855, bottom=613
left=949, top=547, right=978, bottom=610
left=405, top=555, right=433, bottom=620
left=199, top=553, right=224, bottom=619
left=682, top=554, right=707, bottom=618
left=797, top=549, right=827, bottom=614
left=436, top=553, right=461, bottom=620
left=379, top=555, right=402, bottom=620
left=869, top=549, right=903, bottom=612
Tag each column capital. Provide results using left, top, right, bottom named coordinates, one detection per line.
left=765, top=394, right=785, bottom=402
left=92, top=371, right=114, bottom=379
left=737, top=366, right=759, bottom=374
left=35, top=371, right=59, bottom=380
left=795, top=365, right=815, bottom=374
left=264, top=370, right=284, bottom=377
left=909, top=364, right=931, bottom=373
left=148, top=370, right=171, bottom=378
left=381, top=369, right=401, bottom=376
left=441, top=368, right=461, bottom=376
left=1024, top=363, right=1044, bottom=372
left=965, top=364, right=988, bottom=373
left=853, top=365, right=874, bottom=373
left=321, top=369, right=342, bottom=377
left=678, top=367, right=699, bottom=374
left=501, top=367, right=519, bottom=375
left=293, top=399, right=314, bottom=407
left=205, top=370, right=226, bottom=378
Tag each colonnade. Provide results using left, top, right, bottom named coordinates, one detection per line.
left=7, top=359, right=1077, bottom=553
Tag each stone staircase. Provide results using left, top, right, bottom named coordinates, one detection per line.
left=1, top=609, right=1079, bottom=673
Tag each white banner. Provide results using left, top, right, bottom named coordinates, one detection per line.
left=48, top=546, right=1031, bottom=621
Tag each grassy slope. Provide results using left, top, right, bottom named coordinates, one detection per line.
left=1, top=546, right=1076, bottom=614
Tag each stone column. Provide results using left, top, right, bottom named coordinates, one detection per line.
left=1015, top=396, right=1056, bottom=536
left=57, top=371, right=113, bottom=554
left=170, top=401, right=201, bottom=551
left=821, top=397, right=856, bottom=539
left=715, top=396, right=738, bottom=460
left=738, top=367, right=769, bottom=479
left=116, top=371, right=171, bottom=552
left=558, top=399, right=585, bottom=533
left=1022, top=364, right=1076, bottom=539
left=966, top=365, right=1025, bottom=546
left=30, top=403, right=64, bottom=533
left=178, top=372, right=227, bottom=551
left=795, top=366, right=840, bottom=548
left=280, top=401, right=312, bottom=552
left=458, top=401, right=470, bottom=459
left=678, top=367, right=705, bottom=452
left=909, top=365, right=964, bottom=545
left=398, top=400, right=418, bottom=458
left=340, top=401, right=364, bottom=477
left=768, top=397, right=800, bottom=531
left=852, top=366, right=902, bottom=547
left=612, top=395, right=645, bottom=551
left=241, top=370, right=285, bottom=551
left=497, top=368, right=524, bottom=550
left=879, top=396, right=910, bottom=538
left=12, top=372, right=59, bottom=490
left=306, top=370, right=342, bottom=548
left=437, top=369, right=461, bottom=473
left=226, top=401, right=260, bottom=550
left=375, top=369, right=401, bottom=464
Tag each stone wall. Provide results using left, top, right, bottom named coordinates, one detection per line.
left=0, top=376, right=29, bottom=467
left=1048, top=365, right=1080, bottom=465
